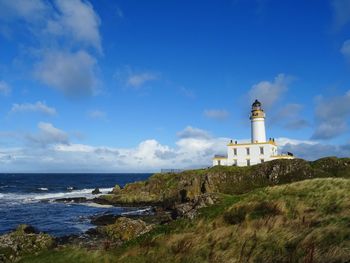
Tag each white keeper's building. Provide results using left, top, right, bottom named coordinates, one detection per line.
left=213, top=99, right=294, bottom=167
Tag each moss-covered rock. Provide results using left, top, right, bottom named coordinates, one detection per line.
left=98, top=157, right=350, bottom=207
left=0, top=225, right=54, bottom=262
left=98, top=217, right=153, bottom=242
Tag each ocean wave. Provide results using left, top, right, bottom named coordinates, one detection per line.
left=0, top=188, right=113, bottom=204
left=37, top=187, right=49, bottom=191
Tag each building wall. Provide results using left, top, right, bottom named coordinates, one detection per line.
left=226, top=143, right=277, bottom=166
left=212, top=158, right=228, bottom=166
left=251, top=118, right=266, bottom=143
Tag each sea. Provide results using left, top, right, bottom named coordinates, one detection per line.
left=0, top=173, right=152, bottom=237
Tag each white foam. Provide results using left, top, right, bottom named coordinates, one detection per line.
left=38, top=187, right=49, bottom=191
left=81, top=203, right=114, bottom=208
left=0, top=188, right=113, bottom=204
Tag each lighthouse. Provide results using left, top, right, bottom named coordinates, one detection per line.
left=250, top=99, right=266, bottom=143
left=212, top=99, right=294, bottom=167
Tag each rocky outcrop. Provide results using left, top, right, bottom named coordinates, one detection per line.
left=0, top=225, right=54, bottom=263
left=92, top=188, right=101, bottom=195
left=98, top=158, right=350, bottom=208
left=171, top=193, right=219, bottom=220
left=112, top=184, right=121, bottom=194
left=98, top=217, right=153, bottom=242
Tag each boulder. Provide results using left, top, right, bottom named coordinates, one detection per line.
left=99, top=217, right=153, bottom=241
left=0, top=225, right=54, bottom=262
left=92, top=188, right=101, bottom=195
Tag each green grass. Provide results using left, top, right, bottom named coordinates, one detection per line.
left=21, top=177, right=350, bottom=263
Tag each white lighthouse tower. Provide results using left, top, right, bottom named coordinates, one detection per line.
left=212, top=99, right=294, bottom=167
left=250, top=99, right=266, bottom=143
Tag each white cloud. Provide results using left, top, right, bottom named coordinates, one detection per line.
left=0, top=0, right=48, bottom=22
left=0, top=124, right=348, bottom=172
left=115, top=67, right=159, bottom=89
left=87, top=110, right=107, bottom=120
left=341, top=39, right=350, bottom=59
left=126, top=73, right=158, bottom=88
left=26, top=122, right=69, bottom=147
left=311, top=91, right=350, bottom=140
left=35, top=50, right=98, bottom=98
left=0, top=0, right=103, bottom=97
left=276, top=137, right=317, bottom=146
left=281, top=142, right=350, bottom=161
left=270, top=103, right=309, bottom=130
left=10, top=101, right=56, bottom=116
left=0, top=81, right=11, bottom=96
left=46, top=0, right=102, bottom=53
left=248, top=73, right=293, bottom=109
left=331, top=0, right=350, bottom=29
left=204, top=109, right=229, bottom=120
left=177, top=126, right=211, bottom=139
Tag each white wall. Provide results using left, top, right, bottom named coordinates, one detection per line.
left=226, top=143, right=277, bottom=166
left=251, top=118, right=266, bottom=143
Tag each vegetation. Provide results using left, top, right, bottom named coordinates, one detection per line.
left=21, top=177, right=350, bottom=263
left=11, top=157, right=350, bottom=262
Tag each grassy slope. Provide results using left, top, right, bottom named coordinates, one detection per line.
left=99, top=158, right=350, bottom=207
left=21, top=177, right=350, bottom=263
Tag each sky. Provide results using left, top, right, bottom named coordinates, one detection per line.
left=0, top=0, right=350, bottom=172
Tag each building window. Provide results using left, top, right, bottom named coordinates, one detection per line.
left=233, top=148, right=237, bottom=155
left=233, top=159, right=237, bottom=166
left=218, top=160, right=221, bottom=166
left=246, top=147, right=250, bottom=155
left=247, top=159, right=250, bottom=166
left=260, top=147, right=264, bottom=155
left=261, top=159, right=264, bottom=163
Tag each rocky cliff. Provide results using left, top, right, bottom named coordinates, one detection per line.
left=99, top=157, right=350, bottom=207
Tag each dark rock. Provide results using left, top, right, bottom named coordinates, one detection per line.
left=92, top=188, right=101, bottom=195
left=91, top=214, right=120, bottom=226
left=55, top=197, right=88, bottom=203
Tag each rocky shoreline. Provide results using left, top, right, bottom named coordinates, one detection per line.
left=2, top=157, right=350, bottom=262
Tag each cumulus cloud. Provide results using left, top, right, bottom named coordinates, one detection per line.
left=311, top=91, right=350, bottom=140
left=248, top=73, right=293, bottom=109
left=281, top=142, right=350, bottom=161
left=26, top=122, right=69, bottom=147
left=87, top=110, right=107, bottom=120
left=341, top=39, right=350, bottom=59
left=46, top=0, right=102, bottom=52
left=0, top=81, right=11, bottom=96
left=0, top=0, right=48, bottom=22
left=0, top=125, right=230, bottom=172
left=0, top=124, right=349, bottom=172
left=35, top=50, right=98, bottom=98
left=177, top=126, right=211, bottom=139
left=331, top=0, right=350, bottom=29
left=270, top=103, right=309, bottom=130
left=115, top=67, right=159, bottom=89
left=10, top=101, right=56, bottom=116
left=204, top=109, right=229, bottom=120
left=0, top=0, right=102, bottom=98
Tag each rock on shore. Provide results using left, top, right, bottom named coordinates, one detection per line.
left=0, top=225, right=54, bottom=263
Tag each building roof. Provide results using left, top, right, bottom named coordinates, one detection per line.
left=252, top=99, right=261, bottom=107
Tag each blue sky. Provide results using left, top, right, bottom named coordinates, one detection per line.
left=0, top=0, right=350, bottom=172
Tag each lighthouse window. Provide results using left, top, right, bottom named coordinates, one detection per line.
left=233, top=148, right=237, bottom=155
left=246, top=147, right=250, bottom=155
left=260, top=147, right=264, bottom=154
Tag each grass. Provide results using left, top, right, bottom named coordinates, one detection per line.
left=20, top=177, right=350, bottom=263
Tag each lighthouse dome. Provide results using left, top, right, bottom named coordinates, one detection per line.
left=252, top=99, right=261, bottom=107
